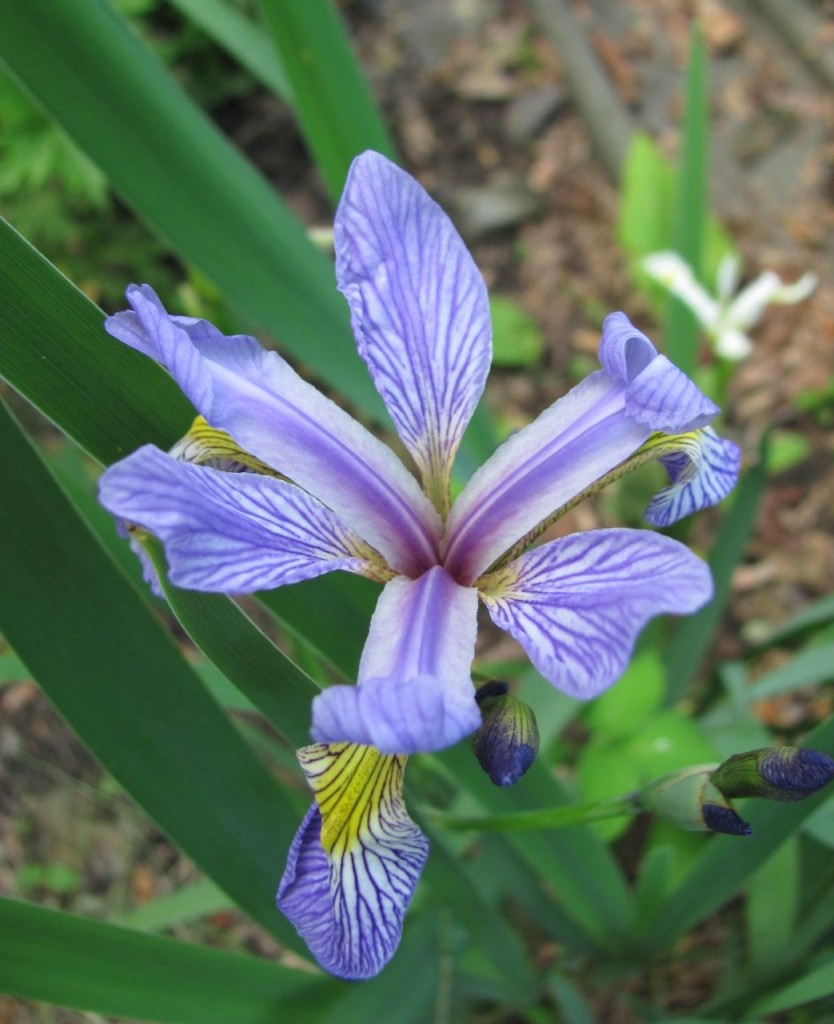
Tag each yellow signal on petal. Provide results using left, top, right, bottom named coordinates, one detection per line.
left=169, top=416, right=284, bottom=477
left=297, top=742, right=407, bottom=856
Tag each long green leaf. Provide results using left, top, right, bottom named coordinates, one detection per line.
left=0, top=898, right=332, bottom=1023
left=259, top=573, right=378, bottom=681
left=745, top=837, right=799, bottom=976
left=749, top=954, right=834, bottom=1016
left=146, top=538, right=320, bottom=749
left=168, top=0, right=293, bottom=101
left=743, top=642, right=834, bottom=702
left=0, top=398, right=303, bottom=945
left=114, top=879, right=233, bottom=933
left=258, top=0, right=395, bottom=202
left=762, top=592, right=834, bottom=646
left=0, top=217, right=191, bottom=463
left=436, top=746, right=634, bottom=951
left=0, top=897, right=445, bottom=1024
left=662, top=25, right=709, bottom=375
left=0, top=0, right=384, bottom=417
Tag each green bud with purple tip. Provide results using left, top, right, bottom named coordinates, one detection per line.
left=472, top=681, right=540, bottom=787
left=712, top=747, right=834, bottom=802
left=639, top=765, right=752, bottom=836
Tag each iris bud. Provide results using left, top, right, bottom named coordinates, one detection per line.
left=472, top=681, right=540, bottom=787
left=712, top=747, right=834, bottom=803
left=639, top=765, right=752, bottom=836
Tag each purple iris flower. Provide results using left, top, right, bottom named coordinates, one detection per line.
left=98, top=151, right=739, bottom=979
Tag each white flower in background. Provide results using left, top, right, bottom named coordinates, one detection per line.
left=642, top=250, right=817, bottom=361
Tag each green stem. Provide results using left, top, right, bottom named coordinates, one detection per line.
left=423, top=793, right=639, bottom=833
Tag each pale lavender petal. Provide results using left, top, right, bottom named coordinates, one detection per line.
left=336, top=152, right=491, bottom=507
left=105, top=285, right=441, bottom=576
left=481, top=529, right=712, bottom=699
left=645, top=428, right=741, bottom=527
left=99, top=445, right=381, bottom=592
left=600, top=313, right=718, bottom=432
left=277, top=745, right=428, bottom=979
left=443, top=372, right=647, bottom=583
left=311, top=567, right=481, bottom=753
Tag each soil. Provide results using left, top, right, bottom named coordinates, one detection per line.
left=2, top=1, right=833, bottom=1021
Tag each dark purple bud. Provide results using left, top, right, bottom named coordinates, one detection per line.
left=712, top=747, right=834, bottom=802
left=472, top=682, right=539, bottom=787
left=702, top=803, right=752, bottom=837
left=639, top=767, right=752, bottom=836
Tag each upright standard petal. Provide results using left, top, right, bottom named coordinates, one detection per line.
left=336, top=152, right=491, bottom=513
left=311, top=566, right=481, bottom=753
left=276, top=743, right=428, bottom=980
left=99, top=445, right=389, bottom=592
left=642, top=428, right=741, bottom=527
left=480, top=529, right=712, bottom=699
left=105, top=285, right=441, bottom=577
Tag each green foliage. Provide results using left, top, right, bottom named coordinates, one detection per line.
left=617, top=132, right=735, bottom=319
left=578, top=702, right=718, bottom=841
left=490, top=295, right=546, bottom=367
left=616, top=29, right=736, bottom=383
left=258, top=0, right=396, bottom=201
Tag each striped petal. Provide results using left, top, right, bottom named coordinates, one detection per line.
left=99, top=445, right=388, bottom=592
left=105, top=285, right=441, bottom=577
left=276, top=743, right=428, bottom=980
left=643, top=427, right=741, bottom=526
left=311, top=567, right=481, bottom=753
left=599, top=312, right=718, bottom=432
left=480, top=529, right=712, bottom=699
left=336, top=152, right=491, bottom=514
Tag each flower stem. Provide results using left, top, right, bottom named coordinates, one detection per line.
left=423, top=793, right=639, bottom=833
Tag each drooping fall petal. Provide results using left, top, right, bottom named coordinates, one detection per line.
left=480, top=529, right=712, bottom=699
left=99, top=445, right=388, bottom=591
left=276, top=743, right=428, bottom=979
left=642, top=427, right=741, bottom=527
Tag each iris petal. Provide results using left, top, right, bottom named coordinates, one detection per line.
left=105, top=285, right=441, bottom=576
left=276, top=743, right=428, bottom=980
left=336, top=152, right=491, bottom=513
left=481, top=529, right=712, bottom=699
left=311, top=567, right=481, bottom=753
left=600, top=313, right=718, bottom=432
left=99, top=445, right=387, bottom=592
left=643, top=427, right=741, bottom=526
